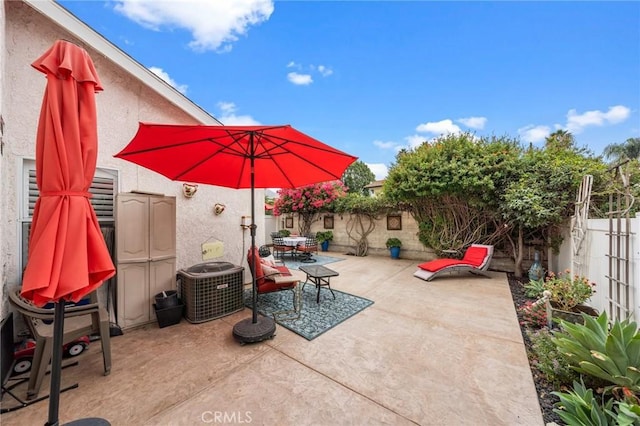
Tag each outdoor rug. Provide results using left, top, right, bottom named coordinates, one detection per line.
left=243, top=285, right=374, bottom=340
left=277, top=254, right=343, bottom=271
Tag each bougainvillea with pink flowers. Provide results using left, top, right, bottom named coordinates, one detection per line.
left=273, top=181, right=348, bottom=234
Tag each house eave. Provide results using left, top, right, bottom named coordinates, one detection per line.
left=22, top=0, right=222, bottom=126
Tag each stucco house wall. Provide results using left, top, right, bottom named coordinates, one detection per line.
left=0, top=1, right=7, bottom=323
left=1, top=1, right=264, bottom=319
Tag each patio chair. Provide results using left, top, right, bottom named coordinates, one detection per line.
left=413, top=244, right=494, bottom=282
left=247, top=247, right=301, bottom=316
left=272, top=236, right=295, bottom=261
left=8, top=288, right=111, bottom=399
left=296, top=235, right=318, bottom=262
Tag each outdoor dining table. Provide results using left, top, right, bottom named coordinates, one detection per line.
left=282, top=236, right=306, bottom=247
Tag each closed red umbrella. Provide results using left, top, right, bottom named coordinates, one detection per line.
left=115, top=123, right=356, bottom=343
left=21, top=40, right=115, bottom=425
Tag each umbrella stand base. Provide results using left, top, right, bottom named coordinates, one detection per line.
left=232, top=316, right=276, bottom=344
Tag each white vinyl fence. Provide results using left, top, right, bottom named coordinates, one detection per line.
left=551, top=214, right=639, bottom=324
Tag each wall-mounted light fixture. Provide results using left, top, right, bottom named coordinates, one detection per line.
left=182, top=183, right=198, bottom=198
left=214, top=203, right=226, bottom=215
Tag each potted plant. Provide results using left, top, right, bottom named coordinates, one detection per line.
left=316, top=231, right=333, bottom=252
left=385, top=238, right=402, bottom=259
left=538, top=270, right=597, bottom=326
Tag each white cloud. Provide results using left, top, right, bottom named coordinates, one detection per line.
left=518, top=125, right=550, bottom=143
left=148, top=66, right=188, bottom=94
left=457, top=116, right=487, bottom=130
left=366, top=163, right=388, bottom=180
left=373, top=140, right=397, bottom=150
left=216, top=102, right=260, bottom=125
left=287, top=72, right=313, bottom=85
left=566, top=105, right=631, bottom=133
left=285, top=63, right=333, bottom=85
left=113, top=0, right=274, bottom=52
left=416, top=119, right=462, bottom=135
left=315, top=65, right=333, bottom=77
left=405, top=134, right=427, bottom=149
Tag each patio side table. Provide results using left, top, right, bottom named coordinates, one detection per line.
left=299, top=265, right=339, bottom=303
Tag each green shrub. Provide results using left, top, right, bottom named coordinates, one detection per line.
left=552, top=379, right=640, bottom=426
left=316, top=231, right=333, bottom=243
left=615, top=400, right=640, bottom=425
left=385, top=238, right=402, bottom=248
left=552, top=378, right=614, bottom=426
left=524, top=278, right=546, bottom=299
left=552, top=311, right=640, bottom=394
left=527, top=328, right=577, bottom=387
left=544, top=270, right=595, bottom=311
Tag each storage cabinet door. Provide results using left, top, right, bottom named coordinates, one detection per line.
left=116, top=262, right=150, bottom=328
left=149, top=196, right=176, bottom=260
left=116, top=194, right=150, bottom=262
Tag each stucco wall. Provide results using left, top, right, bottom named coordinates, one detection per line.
left=0, top=1, right=7, bottom=319
left=1, top=2, right=263, bottom=319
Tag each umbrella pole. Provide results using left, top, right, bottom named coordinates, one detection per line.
left=46, top=301, right=64, bottom=426
left=232, top=133, right=276, bottom=344
left=250, top=179, right=258, bottom=324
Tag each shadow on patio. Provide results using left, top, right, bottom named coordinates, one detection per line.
left=1, top=253, right=543, bottom=425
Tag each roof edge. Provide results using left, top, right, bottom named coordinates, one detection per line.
left=23, top=0, right=222, bottom=125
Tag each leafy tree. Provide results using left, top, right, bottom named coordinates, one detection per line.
left=500, top=144, right=606, bottom=274
left=384, top=131, right=609, bottom=276
left=603, top=137, right=640, bottom=162
left=384, top=132, right=520, bottom=253
left=273, top=181, right=347, bottom=235
left=342, top=160, right=376, bottom=196
left=333, top=193, right=395, bottom=256
left=545, top=129, right=575, bottom=151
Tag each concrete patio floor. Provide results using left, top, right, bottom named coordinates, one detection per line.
left=1, top=252, right=543, bottom=425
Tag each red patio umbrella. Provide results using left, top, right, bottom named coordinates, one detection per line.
left=115, top=123, right=356, bottom=343
left=21, top=40, right=116, bottom=425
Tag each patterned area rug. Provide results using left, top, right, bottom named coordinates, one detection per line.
left=243, top=284, right=374, bottom=340
left=276, top=254, right=343, bottom=271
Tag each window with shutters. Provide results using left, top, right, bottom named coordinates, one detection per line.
left=19, top=159, right=118, bottom=273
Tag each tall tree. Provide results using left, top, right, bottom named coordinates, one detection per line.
left=273, top=181, right=347, bottom=235
left=342, top=160, right=376, bottom=196
left=603, top=137, right=640, bottom=162
left=545, top=129, right=575, bottom=150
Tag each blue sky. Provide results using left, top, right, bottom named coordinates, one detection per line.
left=58, top=0, right=639, bottom=180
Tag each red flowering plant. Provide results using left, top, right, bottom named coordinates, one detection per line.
left=273, top=181, right=348, bottom=235
left=518, top=300, right=548, bottom=329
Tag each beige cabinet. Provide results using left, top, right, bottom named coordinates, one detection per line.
left=116, top=193, right=176, bottom=329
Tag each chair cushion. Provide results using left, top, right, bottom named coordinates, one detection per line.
left=262, top=264, right=281, bottom=277
left=461, top=247, right=488, bottom=267
left=260, top=256, right=277, bottom=267
left=418, top=259, right=466, bottom=272
left=247, top=247, right=265, bottom=281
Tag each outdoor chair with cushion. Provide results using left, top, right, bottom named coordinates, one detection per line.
left=8, top=288, right=111, bottom=399
left=413, top=244, right=494, bottom=282
left=272, top=236, right=295, bottom=261
left=296, top=235, right=318, bottom=263
left=247, top=247, right=301, bottom=316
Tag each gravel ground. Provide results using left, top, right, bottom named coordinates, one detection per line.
left=507, top=273, right=563, bottom=425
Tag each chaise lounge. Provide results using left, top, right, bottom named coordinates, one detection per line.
left=413, top=244, right=494, bottom=282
